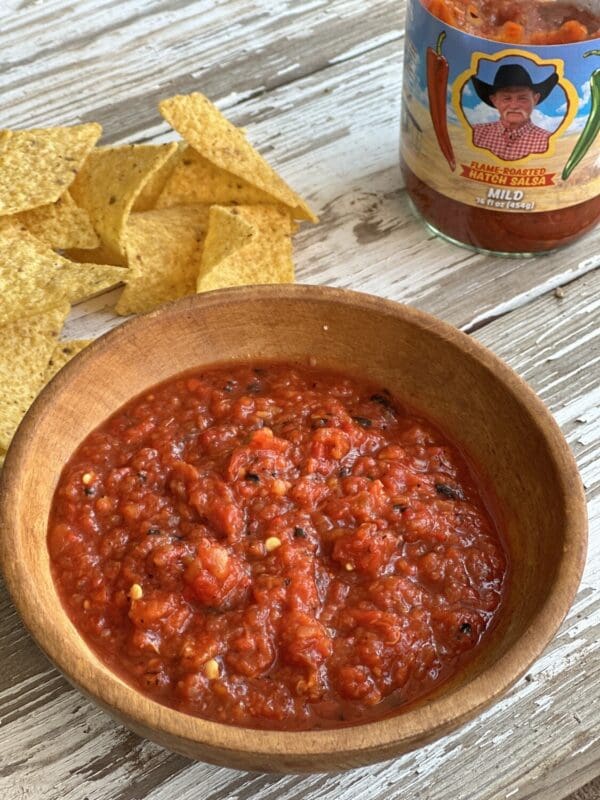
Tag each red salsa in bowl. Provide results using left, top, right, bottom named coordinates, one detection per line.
left=48, top=362, right=507, bottom=730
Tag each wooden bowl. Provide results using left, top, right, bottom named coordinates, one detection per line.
left=0, top=285, right=587, bottom=773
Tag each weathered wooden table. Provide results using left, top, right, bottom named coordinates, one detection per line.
left=1, top=1, right=599, bottom=798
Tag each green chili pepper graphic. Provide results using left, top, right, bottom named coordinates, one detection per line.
left=562, top=51, right=600, bottom=180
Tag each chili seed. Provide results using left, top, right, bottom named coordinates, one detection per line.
left=265, top=537, right=282, bottom=552
left=204, top=659, right=220, bottom=680
left=129, top=583, right=143, bottom=600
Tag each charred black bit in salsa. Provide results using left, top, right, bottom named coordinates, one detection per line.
left=293, top=527, right=306, bottom=538
left=370, top=392, right=393, bottom=408
left=353, top=416, right=372, bottom=428
left=246, top=472, right=260, bottom=483
left=84, top=487, right=94, bottom=496
left=147, top=527, right=162, bottom=535
left=435, top=483, right=465, bottom=501
left=460, top=622, right=473, bottom=635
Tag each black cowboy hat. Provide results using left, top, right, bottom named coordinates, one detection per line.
left=472, top=63, right=559, bottom=107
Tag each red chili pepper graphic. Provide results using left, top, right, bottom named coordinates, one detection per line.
left=427, top=31, right=456, bottom=171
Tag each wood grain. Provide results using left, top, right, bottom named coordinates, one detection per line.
left=0, top=0, right=599, bottom=796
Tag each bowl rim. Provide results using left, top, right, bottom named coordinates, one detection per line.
left=0, top=283, right=588, bottom=762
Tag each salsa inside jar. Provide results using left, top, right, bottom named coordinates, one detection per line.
left=424, top=0, right=600, bottom=43
left=49, top=362, right=508, bottom=730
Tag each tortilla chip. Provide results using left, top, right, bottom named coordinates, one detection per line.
left=54, top=262, right=125, bottom=305
left=133, top=143, right=186, bottom=212
left=69, top=142, right=178, bottom=264
left=115, top=205, right=210, bottom=316
left=158, top=94, right=317, bottom=223
left=196, top=205, right=294, bottom=293
left=196, top=204, right=254, bottom=268
left=62, top=242, right=124, bottom=267
left=0, top=124, right=102, bottom=215
left=156, top=146, right=281, bottom=209
left=43, top=339, right=91, bottom=384
left=12, top=190, right=99, bottom=250
left=0, top=302, right=70, bottom=451
left=0, top=225, right=125, bottom=325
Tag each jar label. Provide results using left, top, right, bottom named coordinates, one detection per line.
left=401, top=1, right=600, bottom=213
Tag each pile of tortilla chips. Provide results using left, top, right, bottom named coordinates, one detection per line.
left=0, top=93, right=317, bottom=462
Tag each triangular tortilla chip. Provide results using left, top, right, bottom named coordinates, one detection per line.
left=196, top=204, right=254, bottom=269
left=158, top=94, right=317, bottom=223
left=156, top=146, right=282, bottom=209
left=53, top=262, right=126, bottom=306
left=133, top=143, right=186, bottom=212
left=69, top=142, right=178, bottom=264
left=115, top=205, right=210, bottom=316
left=0, top=123, right=102, bottom=215
left=196, top=205, right=294, bottom=293
left=11, top=190, right=99, bottom=250
left=0, top=302, right=70, bottom=451
left=43, top=339, right=91, bottom=384
left=0, top=224, right=125, bottom=325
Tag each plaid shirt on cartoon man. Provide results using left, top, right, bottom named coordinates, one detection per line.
left=472, top=120, right=550, bottom=161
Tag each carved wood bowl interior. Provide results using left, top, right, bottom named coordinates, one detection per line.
left=0, top=284, right=587, bottom=773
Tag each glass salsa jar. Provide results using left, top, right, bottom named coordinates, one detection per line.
left=400, top=0, right=600, bottom=254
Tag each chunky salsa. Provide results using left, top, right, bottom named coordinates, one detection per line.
left=49, top=362, right=507, bottom=730
left=424, top=0, right=600, bottom=43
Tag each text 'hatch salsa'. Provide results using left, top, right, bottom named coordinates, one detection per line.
left=49, top=362, right=508, bottom=730
left=401, top=0, right=600, bottom=253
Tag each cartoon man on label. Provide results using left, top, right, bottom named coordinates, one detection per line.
left=471, top=63, right=559, bottom=161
